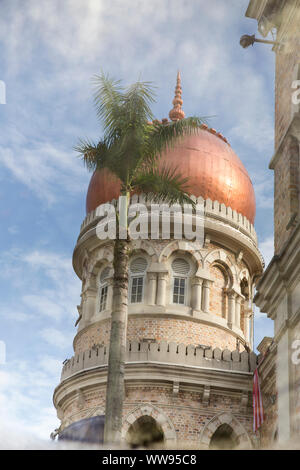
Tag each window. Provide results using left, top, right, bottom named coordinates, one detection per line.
left=173, top=277, right=185, bottom=304
left=131, top=276, right=144, bottom=303
left=171, top=258, right=190, bottom=305
left=130, top=257, right=147, bottom=304
left=99, top=267, right=109, bottom=312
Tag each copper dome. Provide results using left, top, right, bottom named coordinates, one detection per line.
left=86, top=127, right=256, bottom=224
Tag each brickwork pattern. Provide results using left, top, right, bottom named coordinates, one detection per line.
left=74, top=317, right=240, bottom=354
left=209, top=265, right=227, bottom=318
left=61, top=383, right=254, bottom=447
left=62, top=340, right=256, bottom=381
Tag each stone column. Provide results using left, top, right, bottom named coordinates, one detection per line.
left=191, top=277, right=203, bottom=311
left=202, top=280, right=210, bottom=313
left=227, top=291, right=236, bottom=329
left=82, top=287, right=97, bottom=323
left=147, top=273, right=157, bottom=305
left=156, top=273, right=168, bottom=306
left=235, top=295, right=242, bottom=329
left=244, top=310, right=251, bottom=343
left=107, top=277, right=114, bottom=311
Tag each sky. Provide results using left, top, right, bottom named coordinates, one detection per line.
left=0, top=0, right=276, bottom=446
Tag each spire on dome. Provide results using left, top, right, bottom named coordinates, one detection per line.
left=169, top=71, right=185, bottom=121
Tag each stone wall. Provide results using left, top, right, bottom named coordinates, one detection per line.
left=275, top=24, right=300, bottom=149
left=273, top=2, right=300, bottom=253
left=73, top=316, right=242, bottom=354
left=79, top=195, right=258, bottom=245
left=274, top=134, right=300, bottom=253
left=62, top=340, right=257, bottom=381
left=60, top=383, right=254, bottom=448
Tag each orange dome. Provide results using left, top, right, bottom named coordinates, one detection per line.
left=86, top=128, right=256, bottom=224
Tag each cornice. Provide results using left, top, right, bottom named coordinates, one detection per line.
left=73, top=197, right=263, bottom=282
left=73, top=310, right=246, bottom=351
left=53, top=361, right=253, bottom=409
left=255, top=225, right=300, bottom=315
left=269, top=115, right=300, bottom=169
left=246, top=0, right=269, bottom=20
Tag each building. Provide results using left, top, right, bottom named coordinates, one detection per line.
left=245, top=0, right=300, bottom=448
left=53, top=73, right=264, bottom=449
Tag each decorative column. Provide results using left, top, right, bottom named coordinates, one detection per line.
left=191, top=277, right=203, bottom=311
left=227, top=291, right=236, bottom=329
left=202, top=280, right=211, bottom=313
left=147, top=273, right=157, bottom=305
left=244, top=309, right=251, bottom=344
left=107, top=277, right=114, bottom=311
left=82, top=287, right=97, bottom=323
left=156, top=272, right=168, bottom=306
left=235, top=295, right=242, bottom=329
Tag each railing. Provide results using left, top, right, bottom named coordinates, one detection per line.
left=61, top=341, right=257, bottom=381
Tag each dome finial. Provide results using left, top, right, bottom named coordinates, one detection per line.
left=169, top=70, right=185, bottom=121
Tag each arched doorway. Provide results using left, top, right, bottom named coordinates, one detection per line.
left=126, top=415, right=165, bottom=448
left=199, top=412, right=252, bottom=449
left=209, top=423, right=238, bottom=450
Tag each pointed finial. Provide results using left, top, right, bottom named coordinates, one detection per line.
left=169, top=71, right=185, bottom=121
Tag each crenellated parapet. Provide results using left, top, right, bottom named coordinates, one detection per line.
left=74, top=194, right=263, bottom=283
left=61, top=340, right=258, bottom=381
left=79, top=195, right=258, bottom=246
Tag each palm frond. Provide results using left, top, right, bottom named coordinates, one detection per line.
left=74, top=138, right=110, bottom=172
left=131, top=165, right=196, bottom=207
left=143, top=116, right=206, bottom=165
left=122, top=81, right=156, bottom=126
left=92, top=71, right=124, bottom=144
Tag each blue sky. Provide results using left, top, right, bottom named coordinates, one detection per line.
left=0, top=0, right=275, bottom=445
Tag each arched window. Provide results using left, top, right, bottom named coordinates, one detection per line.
left=171, top=258, right=190, bottom=305
left=130, top=257, right=147, bottom=304
left=209, top=264, right=228, bottom=317
left=99, top=267, right=110, bottom=312
left=240, top=278, right=249, bottom=299
left=209, top=423, right=237, bottom=450
left=126, top=415, right=164, bottom=448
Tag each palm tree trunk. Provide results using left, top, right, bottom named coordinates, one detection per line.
left=104, top=197, right=129, bottom=444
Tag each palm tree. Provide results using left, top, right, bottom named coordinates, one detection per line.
left=75, top=72, right=204, bottom=444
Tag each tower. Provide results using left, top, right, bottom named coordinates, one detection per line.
left=53, top=75, right=263, bottom=448
left=246, top=0, right=300, bottom=447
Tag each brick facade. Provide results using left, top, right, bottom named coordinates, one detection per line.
left=60, top=383, right=254, bottom=448
left=74, top=317, right=241, bottom=354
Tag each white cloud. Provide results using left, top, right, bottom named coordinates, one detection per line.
left=21, top=250, right=81, bottom=321
left=0, top=358, right=61, bottom=445
left=254, top=310, right=274, bottom=352
left=0, top=0, right=274, bottom=206
left=40, top=328, right=73, bottom=350
left=0, top=248, right=80, bottom=326
left=0, top=140, right=87, bottom=204
left=38, top=355, right=63, bottom=377
left=8, top=225, right=19, bottom=235
left=22, top=295, right=65, bottom=321
left=259, top=235, right=274, bottom=267
left=0, top=310, right=34, bottom=322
